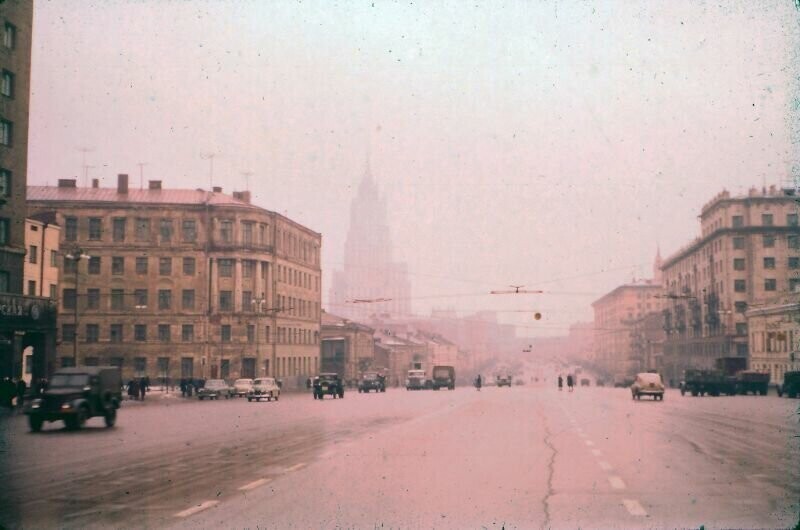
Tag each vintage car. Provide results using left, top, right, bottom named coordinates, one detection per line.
left=197, top=379, right=233, bottom=400
left=358, top=372, right=386, bottom=393
left=247, top=378, right=280, bottom=402
left=314, top=373, right=344, bottom=399
left=631, top=372, right=665, bottom=401
left=496, top=375, right=512, bottom=388
left=25, top=366, right=122, bottom=432
left=233, top=378, right=254, bottom=397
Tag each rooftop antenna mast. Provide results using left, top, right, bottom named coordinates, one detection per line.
left=77, top=146, right=94, bottom=187
left=200, top=152, right=217, bottom=189
left=241, top=170, right=254, bottom=192
left=137, top=162, right=148, bottom=189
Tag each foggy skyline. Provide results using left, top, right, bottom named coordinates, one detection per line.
left=27, top=0, right=800, bottom=335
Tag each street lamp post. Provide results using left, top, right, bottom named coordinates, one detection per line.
left=64, top=248, right=91, bottom=365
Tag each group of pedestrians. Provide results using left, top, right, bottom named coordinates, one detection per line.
left=179, top=377, right=205, bottom=397
left=558, top=374, right=575, bottom=392
left=0, top=377, right=47, bottom=410
left=126, top=376, right=150, bottom=401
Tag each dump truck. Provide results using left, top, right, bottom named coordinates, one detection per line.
left=777, top=371, right=800, bottom=398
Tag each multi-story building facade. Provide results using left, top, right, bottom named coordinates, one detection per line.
left=0, top=2, right=57, bottom=381
left=23, top=212, right=60, bottom=299
left=320, top=310, right=377, bottom=383
left=591, top=280, right=663, bottom=379
left=746, top=299, right=799, bottom=386
left=27, top=176, right=322, bottom=386
left=660, top=186, right=799, bottom=383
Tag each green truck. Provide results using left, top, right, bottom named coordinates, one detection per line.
left=777, top=371, right=800, bottom=398
left=681, top=357, right=770, bottom=397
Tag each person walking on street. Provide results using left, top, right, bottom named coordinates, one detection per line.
left=558, top=375, right=563, bottom=391
left=139, top=377, right=146, bottom=401
left=567, top=374, right=574, bottom=392
left=16, top=378, right=27, bottom=410
left=180, top=378, right=187, bottom=397
left=475, top=374, right=482, bottom=391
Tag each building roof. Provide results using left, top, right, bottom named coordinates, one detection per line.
left=321, top=310, right=375, bottom=332
left=591, top=282, right=662, bottom=308
left=28, top=186, right=257, bottom=209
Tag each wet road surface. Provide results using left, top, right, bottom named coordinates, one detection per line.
left=1, top=385, right=798, bottom=529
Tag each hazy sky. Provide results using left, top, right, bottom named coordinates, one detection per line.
left=28, top=1, right=800, bottom=336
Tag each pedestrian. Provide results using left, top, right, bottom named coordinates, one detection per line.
left=475, top=374, right=482, bottom=391
left=127, top=378, right=138, bottom=400
left=0, top=378, right=13, bottom=408
left=180, top=378, right=187, bottom=397
left=558, top=375, right=563, bottom=391
left=139, top=377, right=146, bottom=401
left=16, top=378, right=27, bottom=410
left=567, top=374, right=574, bottom=392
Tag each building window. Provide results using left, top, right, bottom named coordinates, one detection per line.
left=242, top=260, right=255, bottom=278
left=135, top=218, right=151, bottom=241
left=159, top=219, right=173, bottom=243
left=134, top=289, right=148, bottom=308
left=221, top=359, right=230, bottom=379
left=733, top=237, right=745, bottom=250
left=134, top=324, right=147, bottom=342
left=788, top=213, right=799, bottom=227
left=87, top=256, right=101, bottom=275
left=158, top=289, right=172, bottom=310
left=112, top=217, right=126, bottom=242
left=110, top=324, right=123, bottom=343
left=789, top=235, right=800, bottom=250
left=157, top=357, right=169, bottom=376
left=135, top=256, right=148, bottom=275
left=789, top=257, right=800, bottom=269
left=218, top=259, right=233, bottom=277
left=735, top=323, right=747, bottom=336
left=265, top=326, right=270, bottom=343
left=49, top=284, right=57, bottom=299
left=62, top=288, right=76, bottom=310
left=62, top=324, right=76, bottom=342
left=111, top=289, right=125, bottom=310
left=762, top=213, right=773, bottom=226
left=731, top=215, right=743, bottom=228
left=734, top=301, right=748, bottom=313
left=3, top=23, right=16, bottom=50
left=28, top=245, right=37, bottom=264
left=764, top=278, right=777, bottom=291
left=182, top=219, right=197, bottom=242
left=242, top=222, right=254, bottom=245
left=181, top=357, right=194, bottom=378
left=763, top=257, right=775, bottom=269
left=0, top=168, right=10, bottom=197
left=50, top=250, right=57, bottom=267
left=242, top=290, right=252, bottom=311
left=134, top=357, right=146, bottom=375
left=159, top=257, right=172, bottom=276
left=182, top=289, right=195, bottom=310
left=763, top=235, right=775, bottom=248
left=259, top=224, right=267, bottom=245
left=0, top=70, right=13, bottom=98
left=158, top=324, right=171, bottom=342
left=0, top=217, right=8, bottom=246
left=0, top=119, right=12, bottom=146
left=86, top=324, right=99, bottom=343
left=27, top=280, right=35, bottom=296
left=221, top=325, right=231, bottom=342
left=181, top=324, right=194, bottom=342
left=88, top=218, right=102, bottom=240
left=0, top=270, right=8, bottom=292
left=182, top=257, right=195, bottom=275
left=65, top=217, right=77, bottom=241
left=220, top=220, right=234, bottom=243
left=219, top=290, right=232, bottom=311
left=790, top=278, right=800, bottom=292
left=733, top=258, right=746, bottom=271
left=112, top=256, right=124, bottom=275
left=247, top=325, right=255, bottom=343
left=85, top=357, right=99, bottom=367
left=63, top=255, right=76, bottom=274
left=734, top=280, right=746, bottom=293
left=87, top=288, right=100, bottom=309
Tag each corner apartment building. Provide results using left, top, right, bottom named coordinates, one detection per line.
left=27, top=176, right=322, bottom=385
left=660, top=186, right=799, bottom=383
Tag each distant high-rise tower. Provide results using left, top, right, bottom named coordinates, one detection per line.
left=329, top=163, right=411, bottom=321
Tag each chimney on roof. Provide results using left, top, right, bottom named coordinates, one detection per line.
left=91, top=178, right=99, bottom=188
left=117, top=174, right=129, bottom=194
left=233, top=191, right=251, bottom=204
left=148, top=180, right=162, bottom=190
left=212, top=186, right=222, bottom=193
left=57, top=178, right=77, bottom=188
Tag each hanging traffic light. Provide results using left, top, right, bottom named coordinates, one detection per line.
left=534, top=312, right=542, bottom=321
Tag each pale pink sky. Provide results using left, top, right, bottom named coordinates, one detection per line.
left=27, top=1, right=800, bottom=335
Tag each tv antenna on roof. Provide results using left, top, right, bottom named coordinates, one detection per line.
left=77, top=146, right=94, bottom=187
left=137, top=162, right=148, bottom=189
left=200, top=152, right=218, bottom=188
left=241, top=170, right=254, bottom=192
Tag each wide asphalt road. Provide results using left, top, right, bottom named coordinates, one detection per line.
left=0, top=384, right=797, bottom=529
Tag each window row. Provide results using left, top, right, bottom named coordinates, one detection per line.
left=732, top=234, right=800, bottom=249
left=65, top=216, right=199, bottom=244
left=276, top=294, right=320, bottom=319
left=62, top=288, right=197, bottom=311
left=61, top=323, right=319, bottom=345
left=277, top=263, right=319, bottom=292
left=733, top=257, right=799, bottom=270
left=216, top=258, right=267, bottom=279
left=732, top=278, right=800, bottom=293
left=63, top=255, right=197, bottom=276
left=215, top=219, right=271, bottom=247
left=731, top=213, right=798, bottom=228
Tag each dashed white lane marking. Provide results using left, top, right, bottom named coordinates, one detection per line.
left=622, top=499, right=647, bottom=516
left=591, top=449, right=602, bottom=457
left=608, top=476, right=626, bottom=490
left=238, top=478, right=271, bottom=491
left=285, top=462, right=306, bottom=472
left=598, top=461, right=613, bottom=471
left=584, top=440, right=595, bottom=446
left=174, top=500, right=219, bottom=518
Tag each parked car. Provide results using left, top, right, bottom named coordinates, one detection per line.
left=247, top=378, right=280, bottom=402
left=405, top=369, right=428, bottom=390
left=631, top=372, right=665, bottom=401
left=197, top=379, right=233, bottom=400
left=358, top=372, right=386, bottom=393
left=496, top=375, right=512, bottom=387
left=233, top=378, right=254, bottom=397
left=777, top=371, right=800, bottom=398
left=25, top=366, right=122, bottom=432
left=314, top=373, right=344, bottom=399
